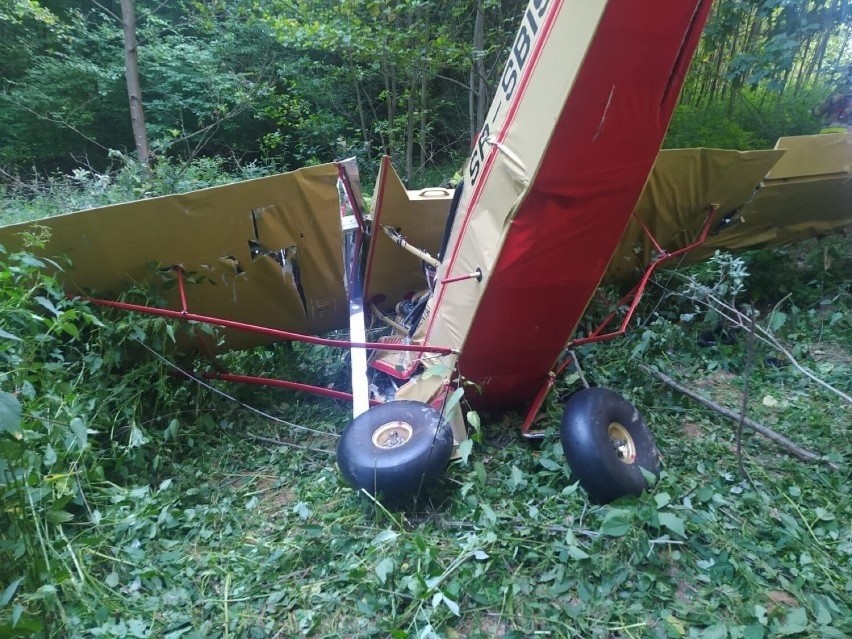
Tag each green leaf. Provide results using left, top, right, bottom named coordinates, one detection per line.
left=11, top=603, right=23, bottom=627
left=659, top=512, right=686, bottom=537
left=0, top=577, right=24, bottom=608
left=442, top=387, right=465, bottom=419
left=566, top=545, right=590, bottom=560
left=701, top=623, right=728, bottom=639
left=769, top=311, right=787, bottom=332
left=466, top=410, right=480, bottom=433
left=69, top=418, right=88, bottom=450
left=743, top=624, right=765, bottom=639
left=45, top=510, right=73, bottom=524
left=814, top=602, right=831, bottom=625
left=293, top=502, right=311, bottom=520
left=375, top=557, right=393, bottom=585
left=640, top=466, right=658, bottom=487
left=371, top=530, right=399, bottom=546
left=654, top=492, right=672, bottom=508
left=60, top=322, right=79, bottom=338
left=0, top=392, right=22, bottom=436
left=0, top=328, right=22, bottom=342
left=127, top=619, right=149, bottom=638
left=19, top=255, right=45, bottom=268
left=105, top=572, right=119, bottom=588
left=441, top=593, right=460, bottom=616
left=457, top=439, right=473, bottom=465
left=44, top=444, right=57, bottom=467
left=128, top=424, right=148, bottom=448
left=508, top=465, right=524, bottom=491
left=600, top=508, right=633, bottom=537
left=538, top=456, right=562, bottom=471
left=776, top=608, right=808, bottom=635
left=664, top=614, right=686, bottom=636
left=33, top=296, right=59, bottom=317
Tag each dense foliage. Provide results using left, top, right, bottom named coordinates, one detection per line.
left=1, top=0, right=850, bottom=187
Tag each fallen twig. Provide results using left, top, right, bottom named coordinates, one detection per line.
left=670, top=279, right=852, bottom=406
left=641, top=364, right=839, bottom=470
left=247, top=432, right=334, bottom=456
left=569, top=350, right=591, bottom=389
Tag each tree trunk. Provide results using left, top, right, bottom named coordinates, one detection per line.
left=405, top=83, right=416, bottom=184
left=352, top=71, right=372, bottom=161
left=805, top=28, right=831, bottom=88
left=120, top=0, right=150, bottom=167
left=474, top=2, right=486, bottom=133
left=383, top=56, right=397, bottom=158
left=419, top=8, right=429, bottom=175
left=470, top=1, right=485, bottom=145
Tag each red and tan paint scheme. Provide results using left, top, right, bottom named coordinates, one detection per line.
left=2, top=0, right=846, bottom=426
left=401, top=0, right=715, bottom=409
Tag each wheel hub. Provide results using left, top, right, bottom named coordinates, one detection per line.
left=608, top=422, right=637, bottom=464
left=372, top=421, right=413, bottom=449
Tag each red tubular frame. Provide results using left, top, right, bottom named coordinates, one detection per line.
left=519, top=205, right=717, bottom=435
left=79, top=292, right=455, bottom=355
left=568, top=205, right=717, bottom=349
left=440, top=269, right=482, bottom=285
left=337, top=163, right=366, bottom=232
left=196, top=371, right=381, bottom=406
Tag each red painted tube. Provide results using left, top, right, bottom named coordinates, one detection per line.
left=337, top=163, right=365, bottom=231
left=198, top=371, right=381, bottom=406
left=78, top=295, right=456, bottom=354
left=569, top=205, right=717, bottom=348
left=177, top=268, right=189, bottom=313
left=441, top=269, right=482, bottom=285
left=520, top=372, right=556, bottom=436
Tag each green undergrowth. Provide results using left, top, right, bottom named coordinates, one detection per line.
left=1, top=236, right=850, bottom=637
left=0, top=156, right=278, bottom=227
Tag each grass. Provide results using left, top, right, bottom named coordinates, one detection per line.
left=0, top=181, right=850, bottom=637
left=39, top=368, right=846, bottom=639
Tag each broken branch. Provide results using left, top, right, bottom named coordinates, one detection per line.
left=641, top=364, right=839, bottom=470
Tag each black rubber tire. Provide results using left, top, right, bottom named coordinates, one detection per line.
left=337, top=400, right=454, bottom=499
left=560, top=387, right=660, bottom=504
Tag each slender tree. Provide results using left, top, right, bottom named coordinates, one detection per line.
left=120, top=0, right=151, bottom=167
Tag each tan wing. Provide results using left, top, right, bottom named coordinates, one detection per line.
left=363, top=157, right=453, bottom=312
left=605, top=133, right=851, bottom=283
left=0, top=163, right=348, bottom=351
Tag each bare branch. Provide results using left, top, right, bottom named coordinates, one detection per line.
left=0, top=96, right=109, bottom=151
left=641, top=364, right=839, bottom=470
left=90, top=0, right=120, bottom=23
left=569, top=350, right=591, bottom=389
left=663, top=273, right=852, bottom=406
left=700, top=290, right=851, bottom=405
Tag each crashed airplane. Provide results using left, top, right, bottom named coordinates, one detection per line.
left=1, top=0, right=850, bottom=503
